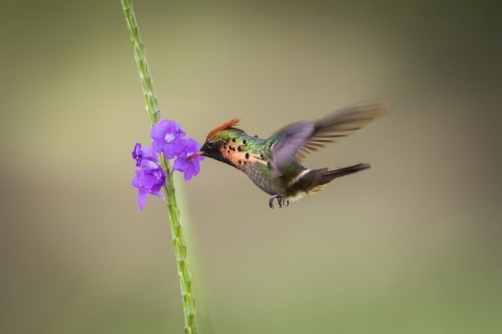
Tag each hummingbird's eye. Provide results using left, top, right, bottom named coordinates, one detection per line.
left=206, top=140, right=214, bottom=149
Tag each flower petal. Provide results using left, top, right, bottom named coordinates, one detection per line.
left=137, top=189, right=147, bottom=211
left=184, top=138, right=202, bottom=155
left=177, top=129, right=186, bottom=139
left=132, top=142, right=141, bottom=158
left=172, top=137, right=188, bottom=156
left=184, top=163, right=196, bottom=180
left=132, top=170, right=142, bottom=188
left=132, top=158, right=166, bottom=211
left=140, top=160, right=158, bottom=170
left=173, top=156, right=188, bottom=172
left=141, top=145, right=158, bottom=162
left=152, top=138, right=166, bottom=153
left=193, top=159, right=201, bottom=174
left=163, top=144, right=176, bottom=159
left=150, top=121, right=168, bottom=140
left=183, top=169, right=192, bottom=181
left=150, top=119, right=180, bottom=139
left=152, top=190, right=166, bottom=200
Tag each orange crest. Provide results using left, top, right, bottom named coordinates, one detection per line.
left=205, top=118, right=240, bottom=141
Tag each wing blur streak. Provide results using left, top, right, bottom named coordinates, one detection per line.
left=269, top=100, right=389, bottom=176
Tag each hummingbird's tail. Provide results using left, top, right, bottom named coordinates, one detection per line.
left=292, top=162, right=371, bottom=196
left=320, top=162, right=371, bottom=182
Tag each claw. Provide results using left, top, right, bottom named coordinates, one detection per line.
left=268, top=195, right=290, bottom=209
left=269, top=195, right=281, bottom=209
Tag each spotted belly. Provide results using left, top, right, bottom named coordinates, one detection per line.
left=241, top=163, right=283, bottom=195
left=240, top=162, right=311, bottom=200
left=219, top=136, right=307, bottom=198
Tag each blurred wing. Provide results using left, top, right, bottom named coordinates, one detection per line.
left=270, top=100, right=389, bottom=176
left=266, top=121, right=316, bottom=176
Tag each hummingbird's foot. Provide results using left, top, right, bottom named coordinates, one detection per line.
left=269, top=195, right=289, bottom=209
left=269, top=195, right=281, bottom=208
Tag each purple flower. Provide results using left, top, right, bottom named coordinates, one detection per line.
left=132, top=143, right=158, bottom=167
left=131, top=144, right=166, bottom=211
left=131, top=120, right=204, bottom=211
left=173, top=138, right=205, bottom=180
left=150, top=119, right=187, bottom=159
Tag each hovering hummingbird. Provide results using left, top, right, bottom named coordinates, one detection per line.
left=187, top=100, right=389, bottom=208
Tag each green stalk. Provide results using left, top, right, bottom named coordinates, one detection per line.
left=121, top=1, right=198, bottom=333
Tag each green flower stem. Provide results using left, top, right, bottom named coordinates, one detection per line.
left=121, top=1, right=198, bottom=333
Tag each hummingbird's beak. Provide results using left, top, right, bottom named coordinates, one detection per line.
left=186, top=151, right=205, bottom=162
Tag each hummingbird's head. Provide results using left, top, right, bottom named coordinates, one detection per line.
left=187, top=118, right=241, bottom=167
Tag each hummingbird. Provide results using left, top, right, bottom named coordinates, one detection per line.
left=187, top=100, right=389, bottom=208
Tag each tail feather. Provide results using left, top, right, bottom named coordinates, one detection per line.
left=294, top=162, right=372, bottom=195
left=321, top=162, right=371, bottom=181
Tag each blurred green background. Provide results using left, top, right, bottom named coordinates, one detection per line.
left=1, top=0, right=501, bottom=333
